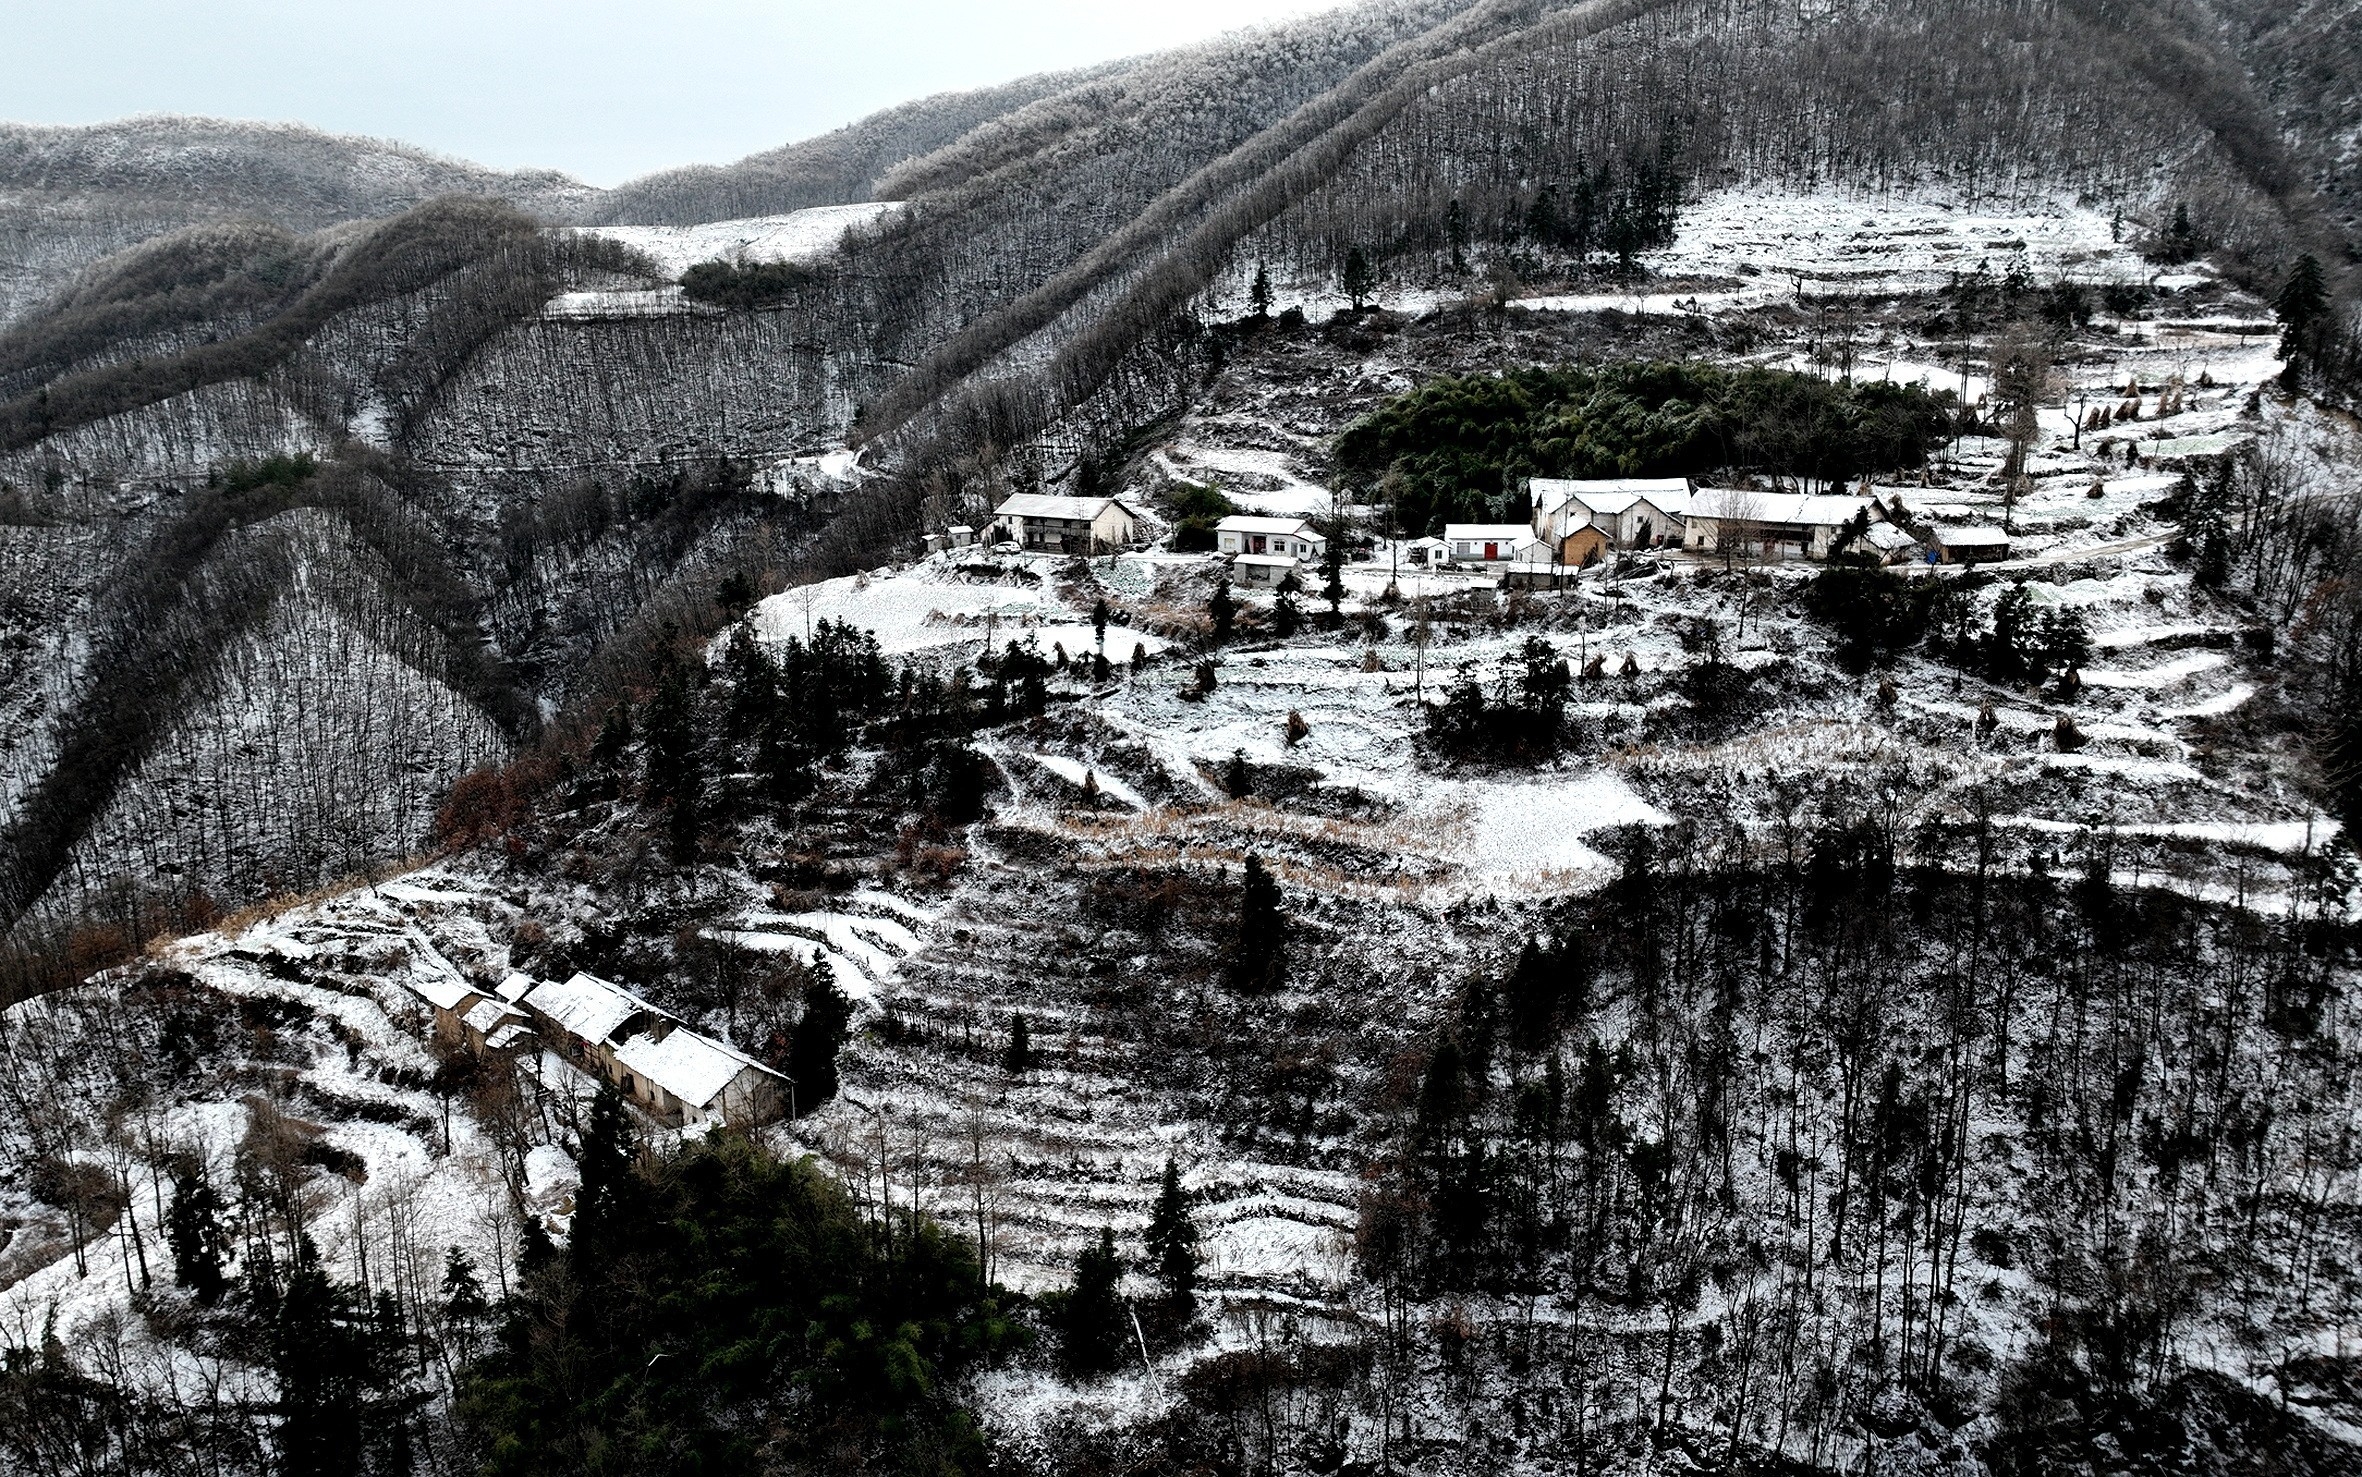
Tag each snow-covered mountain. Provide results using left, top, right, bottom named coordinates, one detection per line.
left=5, top=0, right=2362, bottom=1470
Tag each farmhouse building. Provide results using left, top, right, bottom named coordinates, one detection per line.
left=1529, top=477, right=1692, bottom=553
left=991, top=494, right=1143, bottom=554
left=1215, top=514, right=1326, bottom=560
left=1443, top=523, right=1541, bottom=566
left=1683, top=490, right=1888, bottom=561
left=1232, top=551, right=1298, bottom=588
left=1933, top=526, right=2012, bottom=564
left=519, top=972, right=791, bottom=1128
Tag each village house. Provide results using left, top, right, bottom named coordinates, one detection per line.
left=1933, top=525, right=2012, bottom=564
left=990, top=493, right=1143, bottom=554
left=1682, top=489, right=1888, bottom=561
left=1443, top=523, right=1541, bottom=567
left=519, top=971, right=791, bottom=1128
left=397, top=967, right=498, bottom=1051
left=1529, top=476, right=1692, bottom=561
left=1214, top=514, right=1327, bottom=560
left=1232, top=551, right=1298, bottom=588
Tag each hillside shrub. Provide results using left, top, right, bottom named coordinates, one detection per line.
left=679, top=257, right=819, bottom=308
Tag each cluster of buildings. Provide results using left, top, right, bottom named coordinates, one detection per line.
left=395, top=963, right=790, bottom=1129
left=1450, top=476, right=2010, bottom=581
left=977, top=477, right=2013, bottom=587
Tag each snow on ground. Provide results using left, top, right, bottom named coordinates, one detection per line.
left=1445, top=775, right=1671, bottom=882
left=1998, top=815, right=2340, bottom=855
left=1153, top=445, right=1336, bottom=517
left=572, top=202, right=905, bottom=279
left=1027, top=751, right=1150, bottom=809
left=1625, top=186, right=2153, bottom=295
left=2080, top=651, right=2229, bottom=689
left=711, top=901, right=929, bottom=1003
left=744, top=558, right=1169, bottom=663
left=543, top=285, right=697, bottom=319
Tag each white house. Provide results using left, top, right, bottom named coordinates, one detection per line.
left=1683, top=490, right=1887, bottom=561
left=1443, top=524, right=1541, bottom=566
left=1529, top=477, right=1692, bottom=552
left=520, top=972, right=791, bottom=1128
left=1934, top=525, right=2012, bottom=564
left=1232, top=551, right=1299, bottom=588
left=991, top=493, right=1143, bottom=554
left=1215, top=514, right=1326, bottom=560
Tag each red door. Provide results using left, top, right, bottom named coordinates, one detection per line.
left=1485, top=541, right=1499, bottom=560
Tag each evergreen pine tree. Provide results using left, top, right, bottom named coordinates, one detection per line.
left=165, top=1165, right=230, bottom=1305
left=518, top=1215, right=557, bottom=1279
left=788, top=962, right=852, bottom=1110
left=1527, top=183, right=1561, bottom=247
left=272, top=1236, right=393, bottom=1477
left=1445, top=198, right=1470, bottom=274
left=1224, top=749, right=1251, bottom=800
left=1249, top=263, right=1273, bottom=319
left=2273, top=254, right=2331, bottom=388
left=1506, top=938, right=1561, bottom=1054
left=1342, top=247, right=1377, bottom=311
left=572, top=1083, right=636, bottom=1258
left=441, top=1247, right=490, bottom=1361
left=1227, top=855, right=1287, bottom=993
left=1060, top=1227, right=1129, bottom=1379
left=1004, top=1012, right=1034, bottom=1077
left=591, top=702, right=633, bottom=770
left=2163, top=202, right=2198, bottom=264
left=668, top=757, right=703, bottom=866
left=1321, top=527, right=1346, bottom=616
left=1209, top=578, right=1236, bottom=642
left=1273, top=589, right=1304, bottom=638
left=1092, top=598, right=1109, bottom=657
left=643, top=664, right=694, bottom=797
left=1142, top=1159, right=1200, bottom=1332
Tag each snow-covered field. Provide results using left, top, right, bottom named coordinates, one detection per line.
left=573, top=201, right=905, bottom=279
left=1635, top=186, right=2154, bottom=293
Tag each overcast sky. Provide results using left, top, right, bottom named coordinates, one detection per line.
left=3, top=0, right=1350, bottom=187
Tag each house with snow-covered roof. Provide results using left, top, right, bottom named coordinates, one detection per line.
left=518, top=971, right=789, bottom=1127
left=1214, top=514, right=1326, bottom=560
left=1443, top=524, right=1541, bottom=566
left=991, top=493, right=1144, bottom=554
left=1682, top=489, right=1887, bottom=562
left=1529, top=477, right=1692, bottom=558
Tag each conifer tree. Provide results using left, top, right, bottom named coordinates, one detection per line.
left=272, top=1236, right=400, bottom=1477
left=1322, top=515, right=1347, bottom=616
left=2274, top=254, right=2331, bottom=388
left=1227, top=855, right=1287, bottom=993
left=668, top=758, right=703, bottom=867
left=1342, top=247, right=1376, bottom=311
left=1506, top=938, right=1561, bottom=1053
left=518, top=1215, right=557, bottom=1279
left=1273, top=589, right=1304, bottom=638
left=1209, top=578, right=1236, bottom=642
left=643, top=664, right=694, bottom=797
left=1142, top=1159, right=1200, bottom=1331
left=572, top=1083, right=636, bottom=1257
left=788, top=963, right=852, bottom=1110
left=1249, top=263, right=1273, bottom=320
left=591, top=702, right=633, bottom=770
left=166, top=1165, right=230, bottom=1305
left=442, top=1246, right=490, bottom=1365
left=1004, top=1012, right=1034, bottom=1077
left=1059, top=1227, right=1129, bottom=1379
